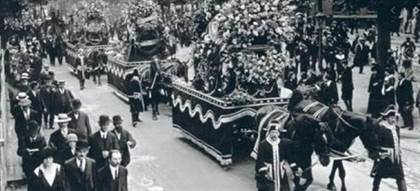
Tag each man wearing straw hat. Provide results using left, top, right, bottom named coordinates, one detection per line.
left=14, top=98, right=41, bottom=145
left=49, top=113, right=75, bottom=164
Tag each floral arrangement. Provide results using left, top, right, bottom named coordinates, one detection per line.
left=192, top=0, right=297, bottom=103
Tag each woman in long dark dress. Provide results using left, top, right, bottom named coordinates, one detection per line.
left=367, top=65, right=385, bottom=118
left=31, top=148, right=68, bottom=191
left=370, top=105, right=407, bottom=191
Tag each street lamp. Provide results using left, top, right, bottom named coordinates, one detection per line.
left=315, top=12, right=326, bottom=72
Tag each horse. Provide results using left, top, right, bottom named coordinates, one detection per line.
left=290, top=97, right=380, bottom=191
left=252, top=105, right=331, bottom=191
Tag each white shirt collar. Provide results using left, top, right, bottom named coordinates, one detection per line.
left=109, top=165, right=118, bottom=180
left=100, top=131, right=107, bottom=139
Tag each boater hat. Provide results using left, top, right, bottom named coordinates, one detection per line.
left=18, top=99, right=31, bottom=106
left=56, top=113, right=71, bottom=123
left=66, top=133, right=78, bottom=142
left=21, top=73, right=30, bottom=80
left=16, top=92, right=29, bottom=100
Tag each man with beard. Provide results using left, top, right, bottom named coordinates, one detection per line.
left=97, top=150, right=128, bottom=191
left=65, top=141, right=97, bottom=191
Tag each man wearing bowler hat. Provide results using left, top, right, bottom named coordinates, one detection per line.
left=89, top=115, right=120, bottom=168
left=53, top=80, right=74, bottom=114
left=65, top=141, right=97, bottom=191
left=68, top=99, right=92, bottom=142
left=111, top=115, right=136, bottom=166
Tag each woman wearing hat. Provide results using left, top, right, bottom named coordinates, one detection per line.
left=371, top=105, right=407, bottom=191
left=31, top=148, right=68, bottom=191
left=18, top=120, right=46, bottom=181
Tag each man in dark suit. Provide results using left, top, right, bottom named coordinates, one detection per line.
left=111, top=115, right=136, bottom=167
left=397, top=72, right=414, bottom=130
left=53, top=81, right=74, bottom=114
left=97, top=150, right=128, bottom=191
left=65, top=141, right=96, bottom=191
left=68, top=99, right=92, bottom=142
left=14, top=99, right=41, bottom=146
left=320, top=73, right=339, bottom=105
left=49, top=113, right=75, bottom=164
left=40, top=80, right=57, bottom=129
left=27, top=81, right=45, bottom=114
left=88, top=115, right=120, bottom=168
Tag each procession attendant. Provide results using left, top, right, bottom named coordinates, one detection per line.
left=68, top=99, right=92, bottom=142
left=149, top=57, right=162, bottom=120
left=75, top=49, right=88, bottom=90
left=367, top=64, right=386, bottom=118
left=353, top=38, right=369, bottom=74
left=128, top=75, right=145, bottom=127
left=382, top=69, right=396, bottom=107
left=14, top=99, right=41, bottom=146
left=53, top=81, right=74, bottom=114
left=111, top=115, right=137, bottom=166
left=341, top=62, right=355, bottom=111
left=18, top=121, right=46, bottom=181
left=88, top=115, right=120, bottom=168
left=46, top=35, right=57, bottom=66
left=396, top=73, right=414, bottom=130
left=65, top=141, right=97, bottom=191
left=49, top=113, right=75, bottom=164
left=97, top=150, right=128, bottom=191
left=320, top=73, right=338, bottom=106
left=32, top=148, right=68, bottom=191
left=55, top=35, right=65, bottom=65
left=371, top=105, right=407, bottom=191
left=255, top=125, right=298, bottom=191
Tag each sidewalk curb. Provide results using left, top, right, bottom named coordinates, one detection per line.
left=400, top=130, right=420, bottom=139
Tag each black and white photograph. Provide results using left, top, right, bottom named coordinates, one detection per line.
left=0, top=0, right=419, bottom=191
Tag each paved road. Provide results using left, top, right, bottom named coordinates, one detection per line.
left=5, top=49, right=420, bottom=191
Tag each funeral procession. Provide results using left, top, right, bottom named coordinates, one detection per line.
left=0, top=0, right=420, bottom=191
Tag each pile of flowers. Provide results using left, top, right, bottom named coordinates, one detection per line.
left=192, top=0, right=297, bottom=103
left=126, top=0, right=159, bottom=19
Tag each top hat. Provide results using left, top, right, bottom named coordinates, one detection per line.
left=55, top=113, right=71, bottom=123
left=16, top=92, right=29, bottom=100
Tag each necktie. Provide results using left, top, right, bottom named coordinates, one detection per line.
left=114, top=168, right=118, bottom=180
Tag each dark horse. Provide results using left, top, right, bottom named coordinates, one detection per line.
left=251, top=106, right=331, bottom=191
left=289, top=90, right=380, bottom=191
